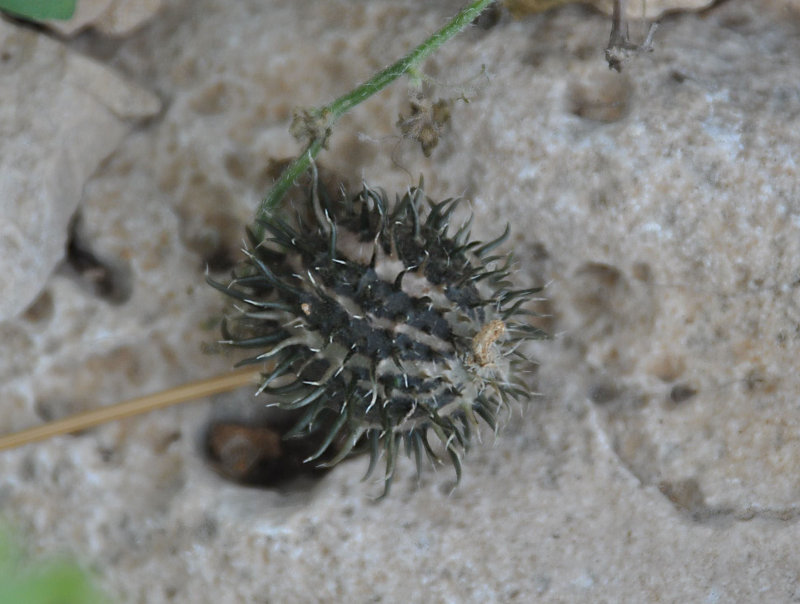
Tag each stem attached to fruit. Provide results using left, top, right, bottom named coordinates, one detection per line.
left=254, top=0, right=494, bottom=230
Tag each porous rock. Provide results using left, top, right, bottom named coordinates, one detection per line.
left=46, top=0, right=164, bottom=36
left=3, top=1, right=800, bottom=603
left=504, top=0, right=715, bottom=19
left=0, top=19, right=160, bottom=321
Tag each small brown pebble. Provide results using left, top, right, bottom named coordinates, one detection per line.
left=206, top=423, right=283, bottom=481
left=205, top=419, right=335, bottom=486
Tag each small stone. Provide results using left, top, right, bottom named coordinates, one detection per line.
left=0, top=20, right=160, bottom=321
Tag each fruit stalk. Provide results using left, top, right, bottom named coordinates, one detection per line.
left=255, top=0, right=494, bottom=229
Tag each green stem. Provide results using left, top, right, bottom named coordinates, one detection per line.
left=255, top=0, right=494, bottom=228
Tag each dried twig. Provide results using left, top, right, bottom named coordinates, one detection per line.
left=0, top=367, right=262, bottom=451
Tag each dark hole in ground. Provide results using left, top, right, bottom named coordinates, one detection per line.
left=203, top=408, right=353, bottom=488
left=669, top=383, right=697, bottom=404
left=61, top=212, right=133, bottom=304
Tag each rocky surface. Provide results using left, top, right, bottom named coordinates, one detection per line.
left=47, top=0, right=164, bottom=36
left=2, top=0, right=800, bottom=602
left=505, top=0, right=716, bottom=19
left=0, top=18, right=160, bottom=322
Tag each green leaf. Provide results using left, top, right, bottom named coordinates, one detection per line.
left=0, top=563, right=106, bottom=604
left=0, top=0, right=77, bottom=21
left=0, top=528, right=107, bottom=604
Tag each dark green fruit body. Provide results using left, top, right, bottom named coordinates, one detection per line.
left=210, top=177, right=544, bottom=494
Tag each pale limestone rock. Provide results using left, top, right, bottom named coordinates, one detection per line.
left=0, top=19, right=160, bottom=321
left=505, top=0, right=715, bottom=19
left=47, top=0, right=108, bottom=35
left=588, top=0, right=715, bottom=19
left=93, top=0, right=163, bottom=36
left=47, top=0, right=163, bottom=36
left=3, top=1, right=800, bottom=603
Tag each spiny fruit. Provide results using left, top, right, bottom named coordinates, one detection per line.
left=209, top=173, right=545, bottom=495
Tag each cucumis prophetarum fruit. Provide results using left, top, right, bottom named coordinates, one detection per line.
left=209, top=172, right=546, bottom=496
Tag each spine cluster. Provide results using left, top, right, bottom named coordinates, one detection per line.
left=210, top=177, right=544, bottom=494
